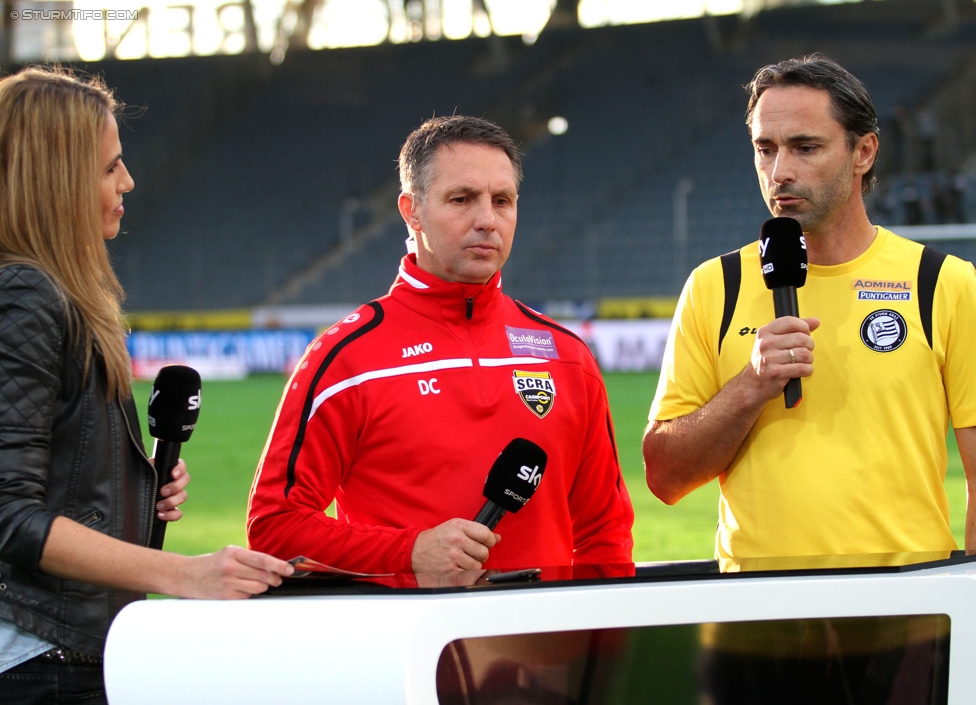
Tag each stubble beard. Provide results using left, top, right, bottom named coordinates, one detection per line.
left=765, top=168, right=854, bottom=236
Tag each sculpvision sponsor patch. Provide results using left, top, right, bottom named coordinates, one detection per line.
left=506, top=327, right=559, bottom=359
left=513, top=370, right=556, bottom=418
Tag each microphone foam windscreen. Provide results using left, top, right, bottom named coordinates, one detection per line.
left=483, top=438, right=548, bottom=513
left=759, top=217, right=808, bottom=290
left=148, top=365, right=201, bottom=442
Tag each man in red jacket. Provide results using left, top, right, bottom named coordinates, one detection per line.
left=247, top=116, right=633, bottom=576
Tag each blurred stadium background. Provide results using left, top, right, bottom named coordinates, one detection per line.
left=4, top=0, right=974, bottom=326
left=3, top=0, right=974, bottom=558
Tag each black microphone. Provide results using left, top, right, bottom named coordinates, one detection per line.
left=147, top=365, right=201, bottom=550
left=473, top=439, right=548, bottom=530
left=759, top=216, right=808, bottom=409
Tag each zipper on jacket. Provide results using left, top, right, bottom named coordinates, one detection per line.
left=77, top=510, right=101, bottom=528
left=119, top=400, right=158, bottom=548
left=461, top=295, right=491, bottom=402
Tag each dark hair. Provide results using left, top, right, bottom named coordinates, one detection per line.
left=398, top=115, right=522, bottom=201
left=745, top=53, right=880, bottom=195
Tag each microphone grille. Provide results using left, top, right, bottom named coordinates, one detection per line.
left=483, top=438, right=548, bottom=513
left=147, top=365, right=201, bottom=442
left=759, top=217, right=807, bottom=289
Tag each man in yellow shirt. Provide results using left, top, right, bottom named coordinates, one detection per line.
left=644, top=53, right=976, bottom=562
left=643, top=51, right=975, bottom=705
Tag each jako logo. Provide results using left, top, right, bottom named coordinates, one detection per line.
left=518, top=464, right=542, bottom=486
left=402, top=342, right=433, bottom=358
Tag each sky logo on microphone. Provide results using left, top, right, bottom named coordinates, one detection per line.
left=518, top=464, right=542, bottom=486
left=504, top=488, right=529, bottom=505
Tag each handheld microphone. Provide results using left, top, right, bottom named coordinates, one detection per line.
left=146, top=365, right=201, bottom=550
left=759, top=216, right=808, bottom=409
left=473, top=438, right=548, bottom=530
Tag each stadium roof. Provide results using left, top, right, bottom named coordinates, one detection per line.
left=5, top=0, right=914, bottom=64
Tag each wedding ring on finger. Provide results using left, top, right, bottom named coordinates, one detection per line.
left=788, top=348, right=796, bottom=364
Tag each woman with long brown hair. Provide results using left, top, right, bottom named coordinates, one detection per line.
left=0, top=66, right=293, bottom=703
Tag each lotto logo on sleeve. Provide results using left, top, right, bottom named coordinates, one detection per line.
left=860, top=309, right=907, bottom=352
left=513, top=370, right=556, bottom=418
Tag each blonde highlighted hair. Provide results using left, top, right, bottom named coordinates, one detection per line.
left=0, top=65, right=131, bottom=398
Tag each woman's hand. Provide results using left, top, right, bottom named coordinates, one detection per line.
left=151, top=457, right=191, bottom=522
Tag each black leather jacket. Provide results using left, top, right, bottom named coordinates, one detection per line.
left=0, top=264, right=157, bottom=656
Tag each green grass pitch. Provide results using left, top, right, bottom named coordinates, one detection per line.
left=133, top=372, right=967, bottom=562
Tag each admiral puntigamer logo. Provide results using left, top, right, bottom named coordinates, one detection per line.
left=860, top=309, right=907, bottom=352
left=513, top=370, right=556, bottom=418
left=852, top=278, right=913, bottom=302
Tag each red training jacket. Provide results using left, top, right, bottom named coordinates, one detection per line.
left=247, top=255, right=634, bottom=574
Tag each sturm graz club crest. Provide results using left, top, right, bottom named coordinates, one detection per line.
left=860, top=309, right=907, bottom=352
left=512, top=370, right=556, bottom=418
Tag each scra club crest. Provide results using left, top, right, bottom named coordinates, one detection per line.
left=512, top=370, right=556, bottom=418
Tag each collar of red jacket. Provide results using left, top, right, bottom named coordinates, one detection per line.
left=390, top=254, right=504, bottom=325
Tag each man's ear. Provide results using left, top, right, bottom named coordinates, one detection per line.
left=852, top=131, right=879, bottom=178
left=398, top=192, right=421, bottom=233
